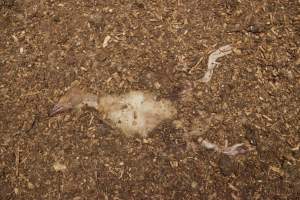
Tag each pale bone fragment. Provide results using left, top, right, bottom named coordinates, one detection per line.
left=103, top=35, right=111, bottom=48
left=197, top=136, right=250, bottom=156
left=200, top=45, right=233, bottom=83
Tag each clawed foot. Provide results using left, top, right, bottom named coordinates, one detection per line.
left=183, top=131, right=254, bottom=157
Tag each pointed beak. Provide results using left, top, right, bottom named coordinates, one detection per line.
left=49, top=104, right=66, bottom=117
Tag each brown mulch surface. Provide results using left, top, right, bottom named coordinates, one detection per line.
left=1, top=0, right=299, bottom=199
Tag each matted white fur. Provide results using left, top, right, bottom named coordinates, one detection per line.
left=98, top=91, right=177, bottom=137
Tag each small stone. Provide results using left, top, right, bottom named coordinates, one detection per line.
left=14, top=188, right=19, bottom=194
left=170, top=160, right=178, bottom=168
left=173, top=120, right=184, bottom=129
left=53, top=162, right=67, bottom=172
left=12, top=35, right=18, bottom=42
left=53, top=15, right=60, bottom=22
left=191, top=181, right=198, bottom=189
left=103, top=35, right=111, bottom=48
left=233, top=48, right=242, bottom=55
left=143, top=138, right=150, bottom=144
left=255, top=68, right=263, bottom=79
left=196, top=90, right=203, bottom=97
left=80, top=67, right=87, bottom=71
left=28, top=182, right=34, bottom=189
left=154, top=81, right=161, bottom=89
left=286, top=70, right=293, bottom=80
left=222, top=102, right=228, bottom=109
left=146, top=72, right=152, bottom=79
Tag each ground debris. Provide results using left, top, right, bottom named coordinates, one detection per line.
left=53, top=162, right=67, bottom=172
left=200, top=45, right=233, bottom=83
left=1, top=0, right=299, bottom=199
left=103, top=35, right=111, bottom=48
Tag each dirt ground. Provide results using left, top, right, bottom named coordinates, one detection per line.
left=1, top=0, right=299, bottom=199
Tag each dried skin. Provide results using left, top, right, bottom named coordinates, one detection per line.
left=51, top=88, right=177, bottom=137
left=98, top=91, right=177, bottom=137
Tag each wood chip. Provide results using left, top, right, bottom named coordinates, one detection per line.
left=53, top=162, right=67, bottom=172
left=103, top=35, right=111, bottom=48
